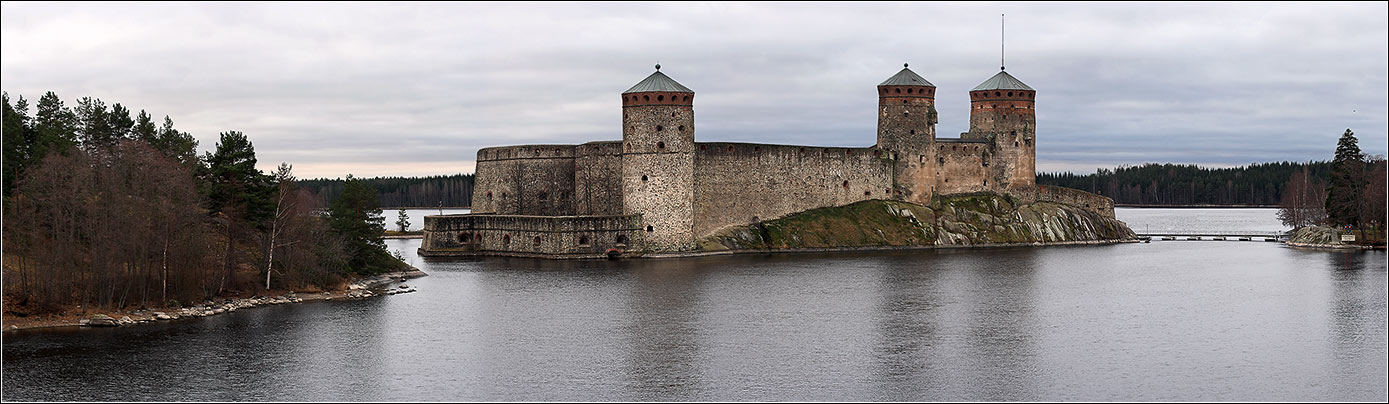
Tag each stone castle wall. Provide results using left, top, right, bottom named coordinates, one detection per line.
left=471, top=145, right=577, bottom=216
left=1028, top=185, right=1115, bottom=217
left=574, top=141, right=624, bottom=215
left=692, top=143, right=895, bottom=238
left=419, top=214, right=645, bottom=258
left=933, top=140, right=993, bottom=195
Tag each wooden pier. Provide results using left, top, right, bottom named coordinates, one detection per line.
left=1136, top=231, right=1286, bottom=242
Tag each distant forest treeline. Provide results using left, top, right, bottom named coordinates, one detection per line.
left=315, top=161, right=1339, bottom=208
left=1036, top=161, right=1334, bottom=205
left=300, top=173, right=476, bottom=207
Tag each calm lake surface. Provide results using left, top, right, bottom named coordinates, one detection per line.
left=3, top=208, right=1385, bottom=401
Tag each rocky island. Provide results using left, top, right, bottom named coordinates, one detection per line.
left=419, top=63, right=1136, bottom=259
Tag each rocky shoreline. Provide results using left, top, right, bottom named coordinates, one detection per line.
left=3, top=267, right=428, bottom=331
left=1284, top=225, right=1380, bottom=250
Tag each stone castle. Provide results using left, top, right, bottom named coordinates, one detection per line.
left=420, top=63, right=1115, bottom=258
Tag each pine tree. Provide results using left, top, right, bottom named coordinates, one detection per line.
left=202, top=131, right=275, bottom=292
left=3, top=92, right=31, bottom=197
left=1326, top=129, right=1364, bottom=228
left=32, top=91, right=78, bottom=160
left=328, top=174, right=396, bottom=275
left=133, top=110, right=157, bottom=145
left=396, top=208, right=411, bottom=232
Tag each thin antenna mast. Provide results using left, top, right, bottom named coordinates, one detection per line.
left=1001, top=13, right=1006, bottom=71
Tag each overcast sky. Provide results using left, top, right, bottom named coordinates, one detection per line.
left=4, top=2, right=1386, bottom=179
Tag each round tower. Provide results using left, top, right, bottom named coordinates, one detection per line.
left=876, top=63, right=938, bottom=205
left=621, top=64, right=697, bottom=252
left=968, top=68, right=1036, bottom=191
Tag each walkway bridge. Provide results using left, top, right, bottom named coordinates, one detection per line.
left=1135, top=231, right=1287, bottom=242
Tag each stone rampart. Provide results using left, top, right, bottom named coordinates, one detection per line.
left=692, top=142, right=894, bottom=238
left=574, top=141, right=624, bottom=215
left=1029, top=185, right=1115, bottom=217
left=419, top=213, right=645, bottom=258
left=472, top=144, right=577, bottom=216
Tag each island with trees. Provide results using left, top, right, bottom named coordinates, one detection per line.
left=2, top=91, right=419, bottom=330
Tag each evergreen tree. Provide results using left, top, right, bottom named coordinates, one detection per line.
left=107, top=103, right=134, bottom=142
left=133, top=110, right=157, bottom=145
left=328, top=174, right=396, bottom=275
left=31, top=91, right=78, bottom=160
left=75, top=96, right=113, bottom=151
left=1326, top=128, right=1364, bottom=227
left=396, top=208, right=410, bottom=232
left=3, top=92, right=31, bottom=197
left=202, top=131, right=275, bottom=292
left=157, top=116, right=199, bottom=167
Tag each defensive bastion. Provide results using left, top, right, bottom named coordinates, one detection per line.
left=420, top=63, right=1126, bottom=259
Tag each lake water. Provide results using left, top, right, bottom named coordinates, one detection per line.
left=3, top=208, right=1385, bottom=401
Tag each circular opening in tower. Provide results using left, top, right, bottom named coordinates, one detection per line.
left=646, top=225, right=653, bottom=233
left=657, top=95, right=664, bottom=102
left=641, top=175, right=648, bottom=182
left=678, top=125, right=684, bottom=131
left=657, top=141, right=665, bottom=149
left=656, top=125, right=663, bottom=132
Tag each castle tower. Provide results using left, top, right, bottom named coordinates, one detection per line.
left=876, top=63, right=939, bottom=205
left=967, top=68, right=1036, bottom=191
left=621, top=65, right=697, bottom=251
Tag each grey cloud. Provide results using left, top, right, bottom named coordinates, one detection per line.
left=3, top=2, right=1384, bottom=178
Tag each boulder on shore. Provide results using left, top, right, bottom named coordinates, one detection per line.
left=85, top=314, right=118, bottom=327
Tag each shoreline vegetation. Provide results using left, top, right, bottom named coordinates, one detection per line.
left=3, top=91, right=418, bottom=329
left=3, top=267, right=427, bottom=332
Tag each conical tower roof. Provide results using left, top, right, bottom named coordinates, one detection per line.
left=879, top=64, right=935, bottom=87
left=623, top=65, right=693, bottom=94
left=972, top=70, right=1033, bottom=91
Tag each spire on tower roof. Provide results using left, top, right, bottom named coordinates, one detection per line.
left=623, top=65, right=693, bottom=94
left=878, top=65, right=935, bottom=87
left=971, top=70, right=1033, bottom=91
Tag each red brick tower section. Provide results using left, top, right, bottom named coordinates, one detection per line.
left=621, top=65, right=697, bottom=252
left=968, top=69, right=1036, bottom=192
left=876, top=63, right=939, bottom=205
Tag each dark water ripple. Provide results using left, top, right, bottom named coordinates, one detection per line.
left=3, top=210, right=1385, bottom=401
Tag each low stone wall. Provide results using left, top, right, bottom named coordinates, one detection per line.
left=692, top=142, right=894, bottom=238
left=1028, top=185, right=1114, bottom=218
left=419, top=213, right=646, bottom=258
